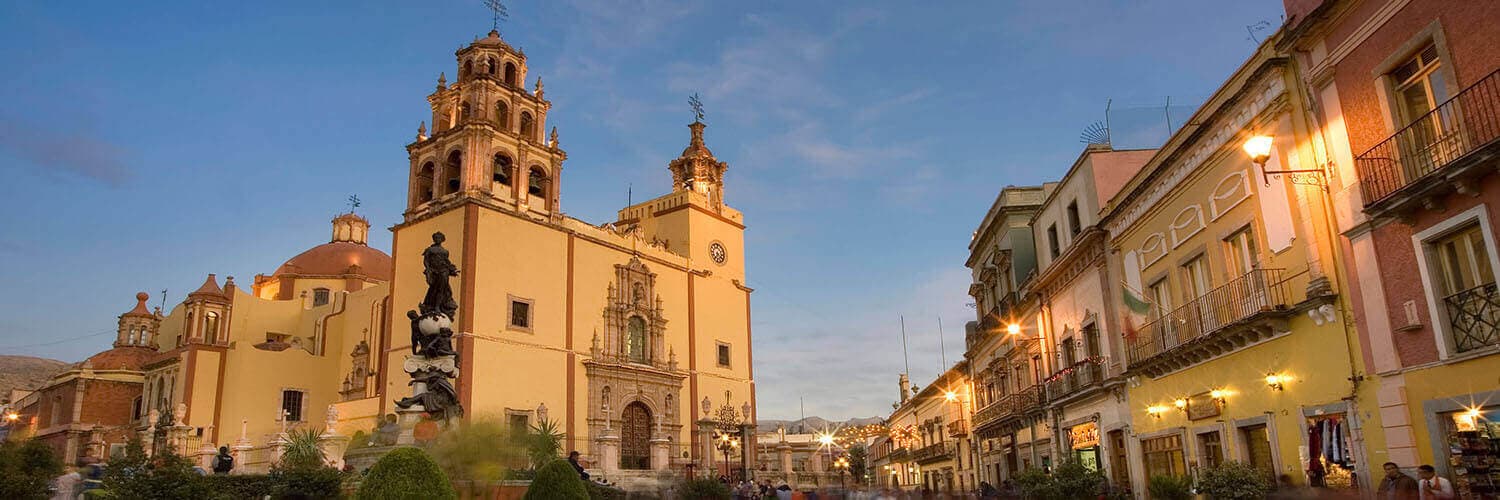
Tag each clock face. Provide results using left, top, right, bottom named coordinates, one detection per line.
left=709, top=242, right=727, bottom=265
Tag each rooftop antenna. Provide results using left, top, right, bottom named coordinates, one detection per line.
left=938, top=316, right=948, bottom=370
left=158, top=289, right=168, bottom=312
left=1079, top=121, right=1110, bottom=146
left=900, top=315, right=910, bottom=377
left=627, top=183, right=633, bottom=207
left=799, top=395, right=805, bottom=433
left=483, top=0, right=509, bottom=33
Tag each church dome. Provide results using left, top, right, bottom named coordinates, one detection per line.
left=272, top=213, right=393, bottom=281
left=273, top=241, right=392, bottom=281
left=80, top=346, right=154, bottom=371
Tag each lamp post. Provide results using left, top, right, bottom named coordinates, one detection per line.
left=1244, top=134, right=1326, bottom=188
left=834, top=455, right=850, bottom=489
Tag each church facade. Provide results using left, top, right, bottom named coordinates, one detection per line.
left=16, top=28, right=756, bottom=476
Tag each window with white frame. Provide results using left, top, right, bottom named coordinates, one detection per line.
left=1391, top=45, right=1449, bottom=128
left=1225, top=226, right=1259, bottom=277
left=1417, top=208, right=1500, bottom=355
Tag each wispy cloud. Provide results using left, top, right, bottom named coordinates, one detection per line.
left=0, top=117, right=132, bottom=186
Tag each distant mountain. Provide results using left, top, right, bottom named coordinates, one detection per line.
left=0, top=355, right=68, bottom=400
left=757, top=416, right=885, bottom=434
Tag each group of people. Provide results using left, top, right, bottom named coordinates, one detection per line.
left=1377, top=462, right=1454, bottom=499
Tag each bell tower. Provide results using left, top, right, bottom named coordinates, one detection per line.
left=668, top=120, right=729, bottom=212
left=404, top=30, right=567, bottom=221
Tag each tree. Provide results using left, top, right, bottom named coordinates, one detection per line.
left=0, top=438, right=63, bottom=500
left=101, top=439, right=213, bottom=500
left=846, top=443, right=868, bottom=484
left=522, top=459, right=587, bottom=500
left=355, top=447, right=456, bottom=500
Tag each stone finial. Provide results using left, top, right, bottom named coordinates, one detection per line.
left=549, top=126, right=559, bottom=148
left=534, top=77, right=544, bottom=97
left=437, top=72, right=447, bottom=89
left=175, top=403, right=188, bottom=425
left=701, top=396, right=711, bottom=415
left=418, top=121, right=428, bottom=141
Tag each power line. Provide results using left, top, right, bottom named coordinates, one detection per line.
left=0, top=329, right=115, bottom=350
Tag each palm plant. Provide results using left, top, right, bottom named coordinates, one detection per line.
left=279, top=427, right=327, bottom=470
left=527, top=417, right=566, bottom=471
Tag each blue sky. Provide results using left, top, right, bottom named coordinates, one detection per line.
left=0, top=1, right=1285, bottom=420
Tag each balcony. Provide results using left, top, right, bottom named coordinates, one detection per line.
left=947, top=419, right=968, bottom=438
left=1358, top=69, right=1500, bottom=216
left=1044, top=359, right=1105, bottom=403
left=971, top=385, right=1045, bottom=436
left=911, top=442, right=954, bottom=464
left=1444, top=282, right=1500, bottom=353
left=1125, top=269, right=1293, bottom=377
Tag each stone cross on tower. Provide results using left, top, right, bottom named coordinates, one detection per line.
left=688, top=93, right=705, bottom=123
left=483, top=0, right=508, bottom=32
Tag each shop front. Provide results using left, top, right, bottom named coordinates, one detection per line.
left=1438, top=405, right=1499, bottom=497
left=1067, top=421, right=1101, bottom=471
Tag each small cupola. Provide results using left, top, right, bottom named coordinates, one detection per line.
left=332, top=213, right=371, bottom=245
left=115, top=292, right=161, bottom=348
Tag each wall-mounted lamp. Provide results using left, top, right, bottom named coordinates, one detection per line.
left=1006, top=323, right=1021, bottom=336
left=1173, top=398, right=1188, bottom=410
left=1243, top=134, right=1326, bottom=189
left=944, top=391, right=959, bottom=403
left=1209, top=389, right=1228, bottom=400
left=1265, top=373, right=1288, bottom=391
left=1146, top=406, right=1168, bottom=419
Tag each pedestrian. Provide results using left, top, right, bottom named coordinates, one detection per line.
left=49, top=466, right=81, bottom=500
left=211, top=446, right=234, bottom=475
left=1416, top=464, right=1455, bottom=499
left=777, top=483, right=794, bottom=500
left=1377, top=462, right=1420, bottom=500
left=568, top=451, right=590, bottom=481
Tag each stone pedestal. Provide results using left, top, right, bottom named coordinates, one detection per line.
left=650, top=437, right=670, bottom=471
left=270, top=433, right=289, bottom=464
left=697, top=420, right=717, bottom=470
left=395, top=407, right=426, bottom=446
left=810, top=452, right=824, bottom=474
left=596, top=434, right=621, bottom=474
left=196, top=442, right=216, bottom=470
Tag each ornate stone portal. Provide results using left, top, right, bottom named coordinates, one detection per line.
left=394, top=232, right=464, bottom=433
left=585, top=258, right=685, bottom=471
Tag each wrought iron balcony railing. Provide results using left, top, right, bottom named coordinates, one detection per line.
left=946, top=419, right=967, bottom=438
left=911, top=442, right=954, bottom=464
left=1444, top=282, right=1500, bottom=353
left=1358, top=69, right=1500, bottom=207
left=1125, top=269, right=1289, bottom=366
left=1044, top=359, right=1104, bottom=400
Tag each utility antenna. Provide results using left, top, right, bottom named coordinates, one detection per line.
left=900, top=315, right=910, bottom=376
left=627, top=183, right=633, bottom=207
left=938, top=316, right=947, bottom=370
left=483, top=0, right=509, bottom=33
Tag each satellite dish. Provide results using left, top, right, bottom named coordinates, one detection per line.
left=1079, top=121, right=1110, bottom=145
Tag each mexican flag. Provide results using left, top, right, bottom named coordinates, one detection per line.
left=1122, top=283, right=1152, bottom=340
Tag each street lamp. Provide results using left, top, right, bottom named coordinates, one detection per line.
left=833, top=455, right=850, bottom=489
left=1243, top=134, right=1326, bottom=188
left=1006, top=323, right=1021, bottom=336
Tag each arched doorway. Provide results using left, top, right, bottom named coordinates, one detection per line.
left=620, top=402, right=651, bottom=470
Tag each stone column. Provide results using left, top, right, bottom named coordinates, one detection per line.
left=197, top=441, right=216, bottom=470
left=596, top=434, right=621, bottom=475
left=650, top=436, right=671, bottom=471
left=698, top=420, right=717, bottom=472
left=319, top=406, right=351, bottom=469
left=778, top=442, right=793, bottom=475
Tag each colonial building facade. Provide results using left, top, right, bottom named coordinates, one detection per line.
left=22, top=28, right=756, bottom=479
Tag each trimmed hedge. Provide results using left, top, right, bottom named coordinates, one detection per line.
left=522, top=459, right=588, bottom=500
left=355, top=447, right=456, bottom=500
left=201, top=474, right=275, bottom=499
left=678, top=478, right=730, bottom=500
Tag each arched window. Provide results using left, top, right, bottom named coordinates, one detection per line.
left=463, top=60, right=473, bottom=79
left=493, top=154, right=513, bottom=186
left=203, top=312, right=220, bottom=342
left=519, top=112, right=535, bottom=140
left=528, top=166, right=548, bottom=198
left=495, top=101, right=509, bottom=129
left=443, top=150, right=463, bottom=196
left=504, top=62, right=518, bottom=86
left=417, top=162, right=436, bottom=203
left=486, top=57, right=496, bottom=76
left=627, top=316, right=648, bottom=364
left=460, top=102, right=471, bottom=122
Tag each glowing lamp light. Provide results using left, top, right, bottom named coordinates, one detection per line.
left=1265, top=373, right=1288, bottom=391
left=817, top=433, right=835, bottom=446
left=1173, top=399, right=1188, bottom=409
left=1210, top=389, right=1227, bottom=400
left=1146, top=406, right=1168, bottom=419
left=3, top=412, right=17, bottom=422
left=1243, top=135, right=1274, bottom=166
left=1006, top=323, right=1021, bottom=336
left=944, top=391, right=959, bottom=402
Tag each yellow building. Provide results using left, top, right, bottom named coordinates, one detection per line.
left=1100, top=33, right=1379, bottom=492
left=884, top=367, right=972, bottom=494
left=131, top=28, right=756, bottom=479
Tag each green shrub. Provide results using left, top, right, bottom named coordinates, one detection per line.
left=279, top=428, right=327, bottom=471
left=426, top=418, right=525, bottom=481
left=526, top=417, right=566, bottom=471
left=355, top=447, right=456, bottom=500
left=201, top=474, right=275, bottom=499
left=677, top=478, right=730, bottom=500
left=271, top=466, right=345, bottom=499
left=0, top=438, right=63, bottom=500
left=523, top=459, right=588, bottom=500
left=1197, top=461, right=1271, bottom=499
left=101, top=440, right=213, bottom=500
left=1147, top=474, right=1194, bottom=500
left=586, top=480, right=627, bottom=500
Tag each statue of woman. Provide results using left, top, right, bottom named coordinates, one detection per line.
left=421, top=232, right=460, bottom=317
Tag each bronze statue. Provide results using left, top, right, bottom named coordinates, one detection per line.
left=421, top=232, right=460, bottom=318
left=395, top=370, right=462, bottom=420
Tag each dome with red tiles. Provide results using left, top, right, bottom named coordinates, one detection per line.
left=272, top=213, right=392, bottom=281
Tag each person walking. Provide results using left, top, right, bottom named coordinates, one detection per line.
left=1378, top=462, right=1419, bottom=500
left=1416, top=465, right=1455, bottom=499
